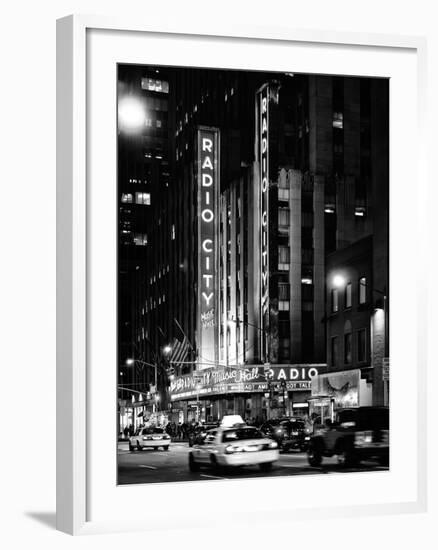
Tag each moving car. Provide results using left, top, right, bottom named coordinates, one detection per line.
left=129, top=426, right=171, bottom=451
left=188, top=421, right=279, bottom=472
left=260, top=417, right=309, bottom=452
left=307, top=406, right=389, bottom=467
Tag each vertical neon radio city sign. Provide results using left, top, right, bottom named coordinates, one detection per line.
left=258, top=86, right=270, bottom=361
left=197, top=127, right=219, bottom=368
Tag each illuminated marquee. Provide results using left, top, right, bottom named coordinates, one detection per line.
left=197, top=127, right=219, bottom=368
left=258, top=85, right=270, bottom=360
left=169, top=365, right=327, bottom=401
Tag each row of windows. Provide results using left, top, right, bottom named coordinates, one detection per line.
left=331, top=328, right=367, bottom=365
left=331, top=277, right=367, bottom=313
left=121, top=192, right=151, bottom=205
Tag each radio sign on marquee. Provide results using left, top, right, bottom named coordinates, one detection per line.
left=197, top=127, right=219, bottom=368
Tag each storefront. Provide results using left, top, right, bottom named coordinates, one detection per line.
left=169, top=364, right=327, bottom=423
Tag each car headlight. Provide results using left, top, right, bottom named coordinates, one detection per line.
left=268, top=441, right=278, bottom=449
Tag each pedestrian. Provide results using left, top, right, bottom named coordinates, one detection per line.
left=177, top=422, right=182, bottom=439
left=123, top=426, right=129, bottom=440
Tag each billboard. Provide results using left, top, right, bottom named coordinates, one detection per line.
left=197, top=127, right=219, bottom=368
left=311, top=369, right=361, bottom=408
left=169, top=364, right=326, bottom=401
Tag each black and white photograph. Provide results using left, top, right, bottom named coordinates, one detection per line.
left=117, top=64, right=389, bottom=485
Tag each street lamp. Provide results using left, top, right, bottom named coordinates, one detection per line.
left=118, top=96, right=146, bottom=132
left=332, top=274, right=346, bottom=288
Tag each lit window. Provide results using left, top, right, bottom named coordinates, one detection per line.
left=171, top=224, right=175, bottom=240
left=278, top=208, right=290, bottom=229
left=345, top=282, right=352, bottom=308
left=135, top=192, right=151, bottom=205
left=355, top=206, right=366, bottom=217
left=145, top=119, right=152, bottom=127
left=278, top=283, right=290, bottom=301
left=278, top=188, right=290, bottom=201
left=141, top=78, right=169, bottom=94
left=156, top=120, right=162, bottom=128
left=331, top=288, right=339, bottom=313
left=278, top=246, right=290, bottom=271
left=359, top=277, right=367, bottom=304
left=279, top=300, right=290, bottom=311
left=333, top=112, right=343, bottom=129
left=301, top=277, right=313, bottom=285
left=133, top=233, right=148, bottom=246
left=121, top=193, right=133, bottom=203
left=324, top=203, right=335, bottom=214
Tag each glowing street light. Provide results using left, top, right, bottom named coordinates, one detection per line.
left=118, top=96, right=146, bottom=132
left=332, top=274, right=346, bottom=288
left=163, top=345, right=172, bottom=355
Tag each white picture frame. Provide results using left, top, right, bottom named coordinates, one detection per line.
left=56, top=15, right=428, bottom=535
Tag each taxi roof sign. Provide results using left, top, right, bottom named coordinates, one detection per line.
left=220, top=415, right=245, bottom=427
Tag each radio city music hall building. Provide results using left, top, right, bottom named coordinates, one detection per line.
left=118, top=65, right=389, bottom=424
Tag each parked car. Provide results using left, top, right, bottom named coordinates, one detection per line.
left=188, top=423, right=279, bottom=472
left=307, top=406, right=389, bottom=467
left=260, top=417, right=309, bottom=451
left=129, top=426, right=171, bottom=451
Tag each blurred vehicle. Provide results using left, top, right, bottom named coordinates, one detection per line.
left=129, top=426, right=171, bottom=451
left=307, top=406, right=389, bottom=467
left=260, top=417, right=309, bottom=451
left=188, top=422, right=219, bottom=447
left=188, top=421, right=279, bottom=472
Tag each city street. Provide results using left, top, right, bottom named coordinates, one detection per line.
left=117, top=441, right=389, bottom=485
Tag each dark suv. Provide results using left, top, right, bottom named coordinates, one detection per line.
left=260, top=417, right=309, bottom=451
left=307, top=406, right=389, bottom=467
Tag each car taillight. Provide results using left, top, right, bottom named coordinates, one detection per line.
left=163, top=435, right=170, bottom=440
left=381, top=430, right=389, bottom=444
left=355, top=431, right=373, bottom=445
